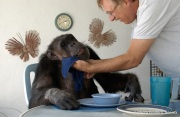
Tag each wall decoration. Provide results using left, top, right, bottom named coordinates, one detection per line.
left=88, top=18, right=117, bottom=48
left=5, top=30, right=41, bottom=62
left=55, top=13, right=73, bottom=31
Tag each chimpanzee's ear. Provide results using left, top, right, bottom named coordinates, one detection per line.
left=46, top=50, right=59, bottom=60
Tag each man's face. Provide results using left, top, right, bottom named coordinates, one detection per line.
left=101, top=0, right=138, bottom=24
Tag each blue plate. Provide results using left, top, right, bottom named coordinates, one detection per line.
left=117, top=104, right=177, bottom=116
left=78, top=98, right=126, bottom=108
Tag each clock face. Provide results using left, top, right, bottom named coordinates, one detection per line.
left=55, top=13, right=73, bottom=31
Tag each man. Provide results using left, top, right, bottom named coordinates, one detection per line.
left=73, top=0, right=180, bottom=79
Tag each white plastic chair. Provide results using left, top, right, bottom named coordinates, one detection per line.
left=23, top=63, right=38, bottom=106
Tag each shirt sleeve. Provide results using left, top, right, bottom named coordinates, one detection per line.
left=133, top=0, right=175, bottom=39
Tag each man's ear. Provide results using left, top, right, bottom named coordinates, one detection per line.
left=46, top=50, right=59, bottom=60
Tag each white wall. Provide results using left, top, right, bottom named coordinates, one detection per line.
left=0, top=0, right=150, bottom=113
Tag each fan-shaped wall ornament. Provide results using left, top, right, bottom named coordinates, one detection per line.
left=5, top=30, right=41, bottom=62
left=88, top=18, right=117, bottom=48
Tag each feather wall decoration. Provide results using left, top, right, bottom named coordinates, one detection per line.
left=5, top=30, right=41, bottom=62
left=88, top=18, right=117, bottom=48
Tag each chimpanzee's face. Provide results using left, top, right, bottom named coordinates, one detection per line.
left=47, top=34, right=90, bottom=60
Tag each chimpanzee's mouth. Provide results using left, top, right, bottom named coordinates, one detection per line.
left=74, top=48, right=85, bottom=57
left=78, top=48, right=85, bottom=55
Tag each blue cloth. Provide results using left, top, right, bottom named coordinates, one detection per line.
left=61, top=56, right=84, bottom=92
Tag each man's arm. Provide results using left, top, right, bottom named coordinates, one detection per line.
left=73, top=38, right=155, bottom=73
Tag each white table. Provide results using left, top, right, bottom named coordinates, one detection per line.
left=20, top=105, right=179, bottom=117
left=20, top=105, right=123, bottom=117
left=0, top=107, right=21, bottom=117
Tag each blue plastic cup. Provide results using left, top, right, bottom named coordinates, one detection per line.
left=150, top=76, right=171, bottom=106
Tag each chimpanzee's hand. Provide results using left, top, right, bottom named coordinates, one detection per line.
left=45, top=88, right=80, bottom=110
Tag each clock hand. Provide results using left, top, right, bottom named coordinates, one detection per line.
left=60, top=20, right=68, bottom=24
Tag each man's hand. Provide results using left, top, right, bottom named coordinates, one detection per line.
left=73, top=60, right=89, bottom=71
left=73, top=59, right=102, bottom=78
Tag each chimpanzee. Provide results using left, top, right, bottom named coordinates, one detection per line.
left=29, top=34, right=144, bottom=110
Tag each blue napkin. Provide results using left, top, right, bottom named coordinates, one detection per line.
left=61, top=56, right=84, bottom=92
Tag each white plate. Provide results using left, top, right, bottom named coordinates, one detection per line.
left=117, top=104, right=177, bottom=116
left=78, top=98, right=126, bottom=108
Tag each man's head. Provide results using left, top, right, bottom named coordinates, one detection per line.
left=97, top=0, right=138, bottom=24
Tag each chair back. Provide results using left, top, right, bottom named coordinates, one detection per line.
left=23, top=63, right=38, bottom=106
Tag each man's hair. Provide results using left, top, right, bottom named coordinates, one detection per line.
left=97, top=0, right=135, bottom=9
left=97, top=0, right=120, bottom=9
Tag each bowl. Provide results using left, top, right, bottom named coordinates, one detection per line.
left=91, top=93, right=122, bottom=105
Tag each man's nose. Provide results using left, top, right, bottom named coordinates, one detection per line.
left=109, top=15, right=115, bottom=21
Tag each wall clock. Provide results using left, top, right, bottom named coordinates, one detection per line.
left=55, top=13, right=73, bottom=31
